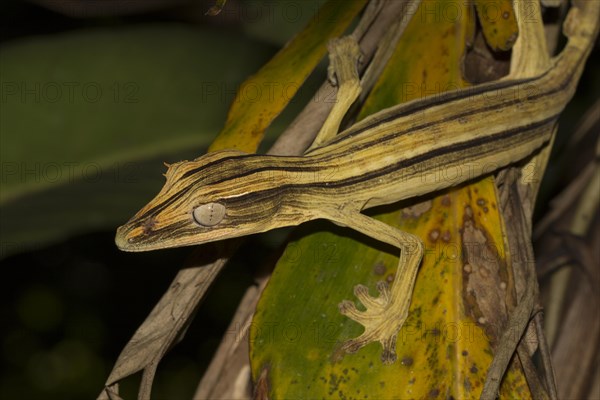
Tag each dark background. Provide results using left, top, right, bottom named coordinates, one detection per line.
left=0, top=0, right=313, bottom=398
left=1, top=1, right=598, bottom=399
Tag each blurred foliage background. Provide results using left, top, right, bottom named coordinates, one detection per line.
left=0, top=0, right=326, bottom=398
left=0, top=0, right=597, bottom=399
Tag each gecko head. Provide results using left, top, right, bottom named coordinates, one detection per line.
left=115, top=150, right=290, bottom=252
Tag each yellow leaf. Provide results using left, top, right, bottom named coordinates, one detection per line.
left=208, top=0, right=368, bottom=153
left=474, top=0, right=519, bottom=51
left=205, top=0, right=227, bottom=16
left=251, top=0, right=531, bottom=397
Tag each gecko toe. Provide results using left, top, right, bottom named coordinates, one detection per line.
left=338, top=300, right=357, bottom=314
left=380, top=334, right=398, bottom=364
left=353, top=284, right=369, bottom=297
left=340, top=338, right=366, bottom=354
left=376, top=281, right=391, bottom=299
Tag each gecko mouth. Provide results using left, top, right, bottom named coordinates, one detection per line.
left=115, top=216, right=199, bottom=252
left=114, top=217, right=160, bottom=252
left=114, top=223, right=143, bottom=252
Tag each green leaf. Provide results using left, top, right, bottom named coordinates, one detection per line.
left=241, top=0, right=329, bottom=46
left=250, top=0, right=531, bottom=397
left=0, top=24, right=275, bottom=256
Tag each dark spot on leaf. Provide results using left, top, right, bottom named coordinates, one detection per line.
left=462, top=350, right=469, bottom=356
left=464, top=377, right=472, bottom=391
left=329, top=374, right=341, bottom=394
left=476, top=198, right=486, bottom=207
left=429, top=388, right=440, bottom=398
left=373, top=261, right=386, bottom=276
left=502, top=11, right=510, bottom=19
left=401, top=356, right=414, bottom=366
left=442, top=230, right=451, bottom=243
left=446, top=344, right=455, bottom=360
left=465, top=205, right=473, bottom=219
left=412, top=306, right=422, bottom=318
left=470, top=364, right=478, bottom=374
left=402, top=201, right=432, bottom=218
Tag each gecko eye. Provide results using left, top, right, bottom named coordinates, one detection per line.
left=193, top=203, right=226, bottom=227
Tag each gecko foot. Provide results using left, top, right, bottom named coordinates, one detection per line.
left=338, top=281, right=407, bottom=364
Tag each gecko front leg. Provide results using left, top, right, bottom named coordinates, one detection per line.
left=306, top=36, right=362, bottom=151
left=308, top=36, right=423, bottom=365
left=329, top=211, right=424, bottom=364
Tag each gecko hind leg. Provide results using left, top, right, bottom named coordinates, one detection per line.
left=331, top=211, right=424, bottom=365
left=339, top=281, right=400, bottom=363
